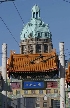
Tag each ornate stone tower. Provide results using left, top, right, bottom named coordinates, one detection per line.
left=20, top=4, right=53, bottom=54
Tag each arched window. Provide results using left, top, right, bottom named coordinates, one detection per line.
left=36, top=12, right=38, bottom=19
left=33, top=12, right=35, bottom=18
left=36, top=44, right=41, bottom=53
left=45, top=32, right=47, bottom=36
left=37, top=32, right=41, bottom=38
left=24, top=34, right=25, bottom=38
left=21, top=45, right=24, bottom=54
left=44, top=44, right=48, bottom=53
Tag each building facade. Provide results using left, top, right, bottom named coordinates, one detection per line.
left=20, top=4, right=53, bottom=54
left=0, top=5, right=70, bottom=108
left=0, top=5, right=70, bottom=107
left=19, top=5, right=59, bottom=108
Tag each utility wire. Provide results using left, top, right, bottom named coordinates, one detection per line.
left=12, top=0, right=34, bottom=42
left=12, top=1, right=24, bottom=24
left=0, top=1, right=22, bottom=46
left=0, top=0, right=68, bottom=103
left=0, top=0, right=15, bottom=4
left=0, top=17, right=19, bottom=46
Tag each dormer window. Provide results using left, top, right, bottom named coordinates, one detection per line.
left=45, top=32, right=47, bottom=36
left=30, top=33, right=32, bottom=37
left=24, top=34, right=25, bottom=38
left=49, top=33, right=52, bottom=39
left=38, top=32, right=40, bottom=37
left=46, top=32, right=49, bottom=37
left=48, top=33, right=51, bottom=38
left=37, top=32, right=41, bottom=37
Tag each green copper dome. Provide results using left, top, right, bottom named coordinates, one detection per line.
left=20, top=4, right=52, bottom=40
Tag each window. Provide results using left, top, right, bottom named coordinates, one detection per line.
left=36, top=12, right=38, bottom=19
left=36, top=44, right=41, bottom=53
left=47, top=81, right=58, bottom=88
left=43, top=102, right=47, bottom=107
left=4, top=102, right=5, bottom=108
left=31, top=90, right=35, bottom=94
left=68, top=98, right=70, bottom=103
left=46, top=32, right=49, bottom=37
left=30, top=45, right=33, bottom=53
left=9, top=92, right=13, bottom=95
left=39, top=90, right=43, bottom=94
left=44, top=39, right=48, bottom=42
left=54, top=89, right=58, bottom=93
left=38, top=32, right=40, bottom=37
left=22, top=45, right=24, bottom=54
left=33, top=12, right=35, bottom=18
left=44, top=44, right=48, bottom=53
left=36, top=97, right=40, bottom=101
left=24, top=90, right=28, bottom=94
left=29, top=33, right=32, bottom=37
left=43, top=96, right=47, bottom=100
left=48, top=32, right=51, bottom=38
left=45, top=32, right=47, bottom=36
left=16, top=90, right=20, bottom=95
left=24, top=34, right=25, bottom=38
left=36, top=103, right=40, bottom=107
left=68, top=92, right=70, bottom=98
left=10, top=82, right=21, bottom=89
left=46, top=89, right=51, bottom=93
